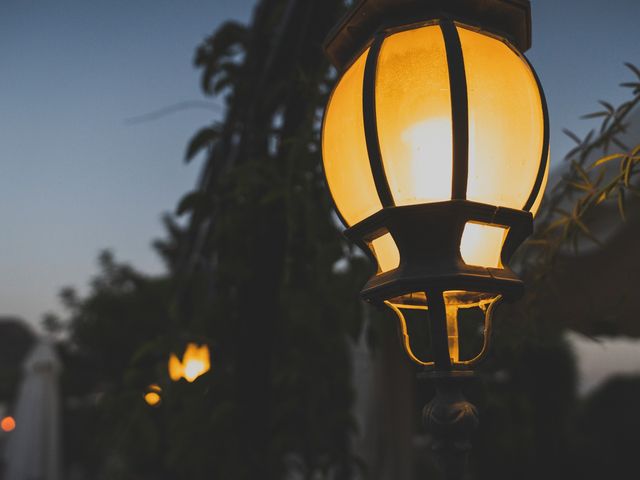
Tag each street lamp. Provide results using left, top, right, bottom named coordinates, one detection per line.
left=144, top=384, right=163, bottom=407
left=168, top=343, right=211, bottom=383
left=321, top=0, right=548, bottom=477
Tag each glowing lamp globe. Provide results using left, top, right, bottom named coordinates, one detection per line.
left=321, top=0, right=548, bottom=370
left=144, top=384, right=162, bottom=407
left=169, top=343, right=211, bottom=383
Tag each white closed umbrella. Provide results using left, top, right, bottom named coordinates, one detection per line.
left=3, top=339, right=62, bottom=480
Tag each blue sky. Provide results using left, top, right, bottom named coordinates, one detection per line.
left=0, top=0, right=254, bottom=324
left=1, top=0, right=639, bottom=328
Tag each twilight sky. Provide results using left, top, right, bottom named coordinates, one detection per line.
left=1, top=1, right=639, bottom=389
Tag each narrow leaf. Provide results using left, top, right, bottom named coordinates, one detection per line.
left=563, top=129, right=582, bottom=145
left=591, top=153, right=625, bottom=168
left=581, top=111, right=609, bottom=120
left=176, top=191, right=208, bottom=216
left=185, top=126, right=219, bottom=162
left=612, top=137, right=630, bottom=151
left=625, top=62, right=640, bottom=80
left=598, top=100, right=615, bottom=113
left=567, top=181, right=592, bottom=192
left=573, top=217, right=602, bottom=246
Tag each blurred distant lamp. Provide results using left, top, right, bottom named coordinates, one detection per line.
left=169, top=343, right=211, bottom=383
left=321, top=0, right=548, bottom=477
left=144, top=384, right=162, bottom=407
left=1, top=416, right=16, bottom=432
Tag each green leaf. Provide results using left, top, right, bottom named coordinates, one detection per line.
left=598, top=100, right=615, bottom=113
left=591, top=153, right=625, bottom=168
left=573, top=217, right=602, bottom=246
left=595, top=192, right=607, bottom=205
left=625, top=62, right=640, bottom=80
left=185, top=126, right=219, bottom=163
left=571, top=160, right=592, bottom=185
left=566, top=181, right=591, bottom=192
left=581, top=111, right=609, bottom=120
left=563, top=129, right=582, bottom=145
left=622, top=156, right=633, bottom=187
left=612, top=137, right=630, bottom=151
left=176, top=191, right=209, bottom=216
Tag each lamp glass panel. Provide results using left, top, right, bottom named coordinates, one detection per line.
left=443, top=291, right=498, bottom=364
left=370, top=232, right=400, bottom=272
left=322, top=48, right=381, bottom=226
left=385, top=297, right=433, bottom=365
left=460, top=222, right=507, bottom=268
left=459, top=26, right=545, bottom=211
left=375, top=25, right=453, bottom=206
left=385, top=291, right=498, bottom=366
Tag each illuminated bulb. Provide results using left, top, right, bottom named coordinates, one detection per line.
left=401, top=118, right=452, bottom=202
left=184, top=360, right=206, bottom=382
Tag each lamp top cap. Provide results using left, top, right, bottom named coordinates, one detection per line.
left=324, top=0, right=532, bottom=70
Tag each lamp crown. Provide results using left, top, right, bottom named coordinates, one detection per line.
left=324, top=0, right=532, bottom=70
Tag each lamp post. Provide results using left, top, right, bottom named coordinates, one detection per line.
left=320, top=0, right=548, bottom=477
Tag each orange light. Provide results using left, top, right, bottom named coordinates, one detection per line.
left=168, top=343, right=211, bottom=383
left=1, top=416, right=16, bottom=432
left=143, top=384, right=162, bottom=406
left=144, top=392, right=161, bottom=406
left=322, top=23, right=547, bottom=270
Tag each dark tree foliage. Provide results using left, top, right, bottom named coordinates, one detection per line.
left=172, top=1, right=369, bottom=477
left=58, top=1, right=369, bottom=477
left=57, top=251, right=177, bottom=478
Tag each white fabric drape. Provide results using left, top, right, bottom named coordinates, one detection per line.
left=4, top=339, right=62, bottom=480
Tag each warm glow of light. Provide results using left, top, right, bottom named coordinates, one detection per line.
left=144, top=392, right=161, bottom=406
left=376, top=25, right=452, bottom=205
left=386, top=291, right=499, bottom=366
left=1, top=416, right=16, bottom=432
left=323, top=48, right=381, bottom=226
left=321, top=22, right=548, bottom=271
left=385, top=300, right=431, bottom=366
left=144, top=384, right=162, bottom=406
left=460, top=222, right=507, bottom=268
left=168, top=343, right=211, bottom=383
left=184, top=359, right=206, bottom=382
left=400, top=118, right=453, bottom=201
left=459, top=26, right=545, bottom=210
left=445, top=303, right=460, bottom=363
left=370, top=232, right=400, bottom=272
